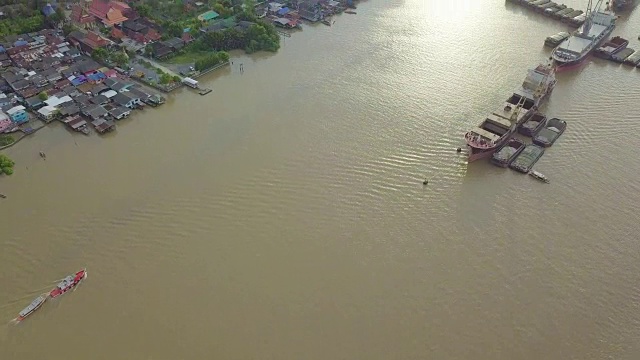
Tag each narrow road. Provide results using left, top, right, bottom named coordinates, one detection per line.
left=134, top=55, right=180, bottom=78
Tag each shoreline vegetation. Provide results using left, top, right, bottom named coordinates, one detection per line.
left=140, top=0, right=281, bottom=77
left=0, top=154, right=15, bottom=175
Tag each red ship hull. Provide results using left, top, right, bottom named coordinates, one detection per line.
left=49, top=269, right=86, bottom=298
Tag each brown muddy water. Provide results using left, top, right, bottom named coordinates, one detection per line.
left=1, top=1, right=640, bottom=359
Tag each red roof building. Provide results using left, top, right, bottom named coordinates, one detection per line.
left=71, top=4, right=96, bottom=27
left=89, top=0, right=128, bottom=26
left=111, top=27, right=125, bottom=40
left=69, top=31, right=112, bottom=54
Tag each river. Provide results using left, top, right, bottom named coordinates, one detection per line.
left=1, top=0, right=640, bottom=358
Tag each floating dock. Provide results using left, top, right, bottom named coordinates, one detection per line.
left=198, top=88, right=212, bottom=96
left=507, top=0, right=586, bottom=26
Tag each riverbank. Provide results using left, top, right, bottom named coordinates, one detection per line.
left=0, top=1, right=365, bottom=154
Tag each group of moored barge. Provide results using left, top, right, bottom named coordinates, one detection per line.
left=489, top=115, right=567, bottom=180
left=464, top=61, right=556, bottom=163
left=506, top=0, right=586, bottom=27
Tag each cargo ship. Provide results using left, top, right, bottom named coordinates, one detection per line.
left=551, top=0, right=616, bottom=68
left=464, top=62, right=556, bottom=162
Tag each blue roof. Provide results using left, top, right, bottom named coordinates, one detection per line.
left=71, top=76, right=87, bottom=86
left=0, top=46, right=5, bottom=53
left=14, top=40, right=28, bottom=47
left=87, top=72, right=107, bottom=81
left=43, top=4, right=56, bottom=17
left=183, top=28, right=191, bottom=33
left=277, top=7, right=290, bottom=15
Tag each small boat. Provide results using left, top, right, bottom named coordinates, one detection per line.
left=519, top=112, right=547, bottom=137
left=16, top=295, right=47, bottom=321
left=0, top=193, right=6, bottom=198
left=491, top=137, right=525, bottom=168
left=509, top=144, right=545, bottom=174
left=49, top=269, right=87, bottom=298
left=594, top=36, right=629, bottom=59
left=529, top=170, right=550, bottom=183
left=322, top=17, right=333, bottom=26
left=532, top=118, right=566, bottom=147
left=345, top=10, right=357, bottom=14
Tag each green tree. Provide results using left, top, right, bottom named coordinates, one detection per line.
left=159, top=73, right=173, bottom=84
left=0, top=154, right=15, bottom=175
left=62, top=23, right=77, bottom=36
left=48, top=6, right=67, bottom=26
left=111, top=51, right=129, bottom=67
left=134, top=4, right=152, bottom=18
left=38, top=91, right=48, bottom=101
left=165, top=22, right=183, bottom=38
left=92, top=47, right=108, bottom=62
left=172, top=75, right=181, bottom=83
left=218, top=51, right=229, bottom=62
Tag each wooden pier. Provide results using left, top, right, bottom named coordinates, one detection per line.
left=507, top=0, right=586, bottom=27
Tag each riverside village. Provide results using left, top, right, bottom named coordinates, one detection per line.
left=0, top=0, right=360, bottom=175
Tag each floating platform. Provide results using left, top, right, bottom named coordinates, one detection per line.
left=198, top=88, right=212, bottom=96
left=507, top=0, right=585, bottom=26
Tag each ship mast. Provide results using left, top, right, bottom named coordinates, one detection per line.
left=581, top=0, right=594, bottom=36
left=581, top=0, right=606, bottom=36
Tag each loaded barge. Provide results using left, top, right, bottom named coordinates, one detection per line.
left=509, top=144, right=546, bottom=173
left=507, top=0, right=586, bottom=26
left=533, top=118, right=566, bottom=147
left=545, top=32, right=570, bottom=47
left=491, top=138, right=526, bottom=168
left=519, top=112, right=547, bottom=136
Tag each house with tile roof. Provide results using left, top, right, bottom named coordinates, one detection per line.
left=68, top=31, right=112, bottom=54
left=89, top=0, right=129, bottom=26
left=71, top=3, right=96, bottom=28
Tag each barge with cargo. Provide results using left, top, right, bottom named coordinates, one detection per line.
left=506, top=0, right=586, bottom=26
left=519, top=112, right=547, bottom=137
left=509, top=144, right=546, bottom=173
left=532, top=118, right=566, bottom=147
left=491, top=138, right=526, bottom=168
